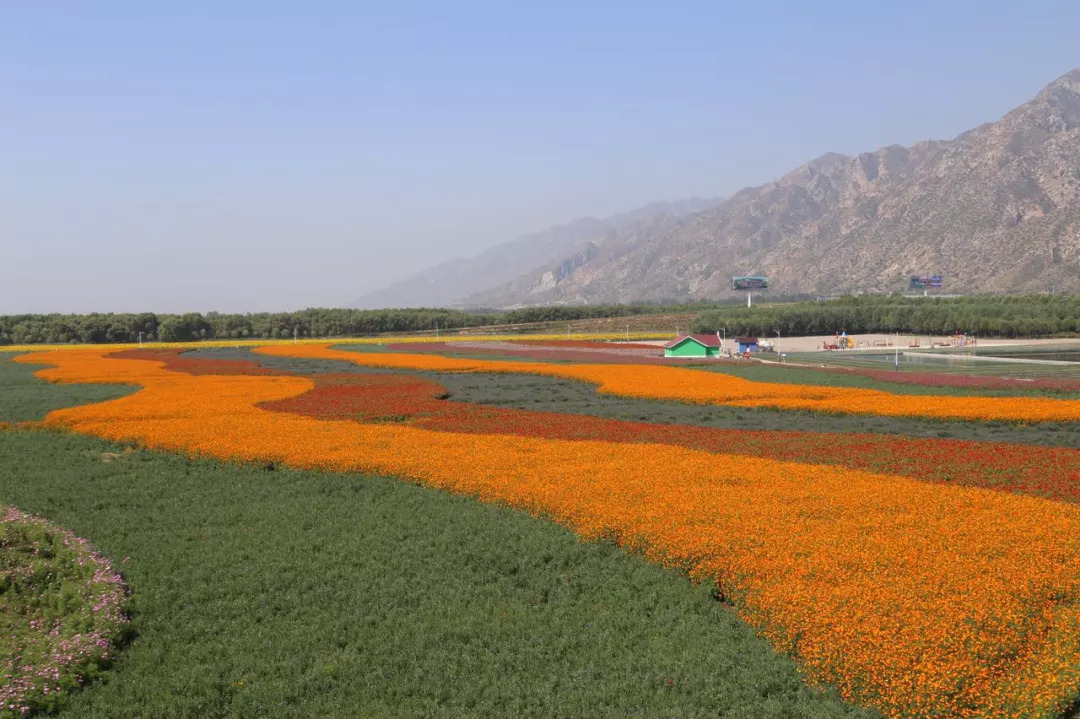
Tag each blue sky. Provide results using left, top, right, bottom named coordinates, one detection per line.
left=3, top=1, right=1079, bottom=312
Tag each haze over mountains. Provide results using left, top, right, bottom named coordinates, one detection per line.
left=351, top=198, right=720, bottom=308
left=356, top=69, right=1080, bottom=309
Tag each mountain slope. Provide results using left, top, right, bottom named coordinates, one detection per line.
left=351, top=198, right=720, bottom=308
left=459, top=206, right=712, bottom=307
left=478, top=69, right=1080, bottom=305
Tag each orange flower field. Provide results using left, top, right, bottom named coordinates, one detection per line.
left=258, top=343, right=1080, bottom=423
left=12, top=346, right=1080, bottom=717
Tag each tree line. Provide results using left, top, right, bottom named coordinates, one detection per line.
left=0, top=303, right=737, bottom=345
left=0, top=309, right=484, bottom=345
left=691, top=294, right=1080, bottom=338
left=16, top=294, right=1069, bottom=345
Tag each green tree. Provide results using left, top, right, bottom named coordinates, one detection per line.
left=157, top=318, right=193, bottom=342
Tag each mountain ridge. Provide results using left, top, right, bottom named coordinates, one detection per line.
left=468, top=68, right=1080, bottom=306
left=359, top=68, right=1080, bottom=309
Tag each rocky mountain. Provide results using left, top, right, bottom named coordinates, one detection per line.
left=459, top=206, right=713, bottom=307
left=469, top=69, right=1080, bottom=306
left=351, top=198, right=720, bottom=308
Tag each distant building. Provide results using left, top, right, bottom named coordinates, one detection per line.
left=736, top=337, right=759, bottom=353
left=663, top=334, right=722, bottom=358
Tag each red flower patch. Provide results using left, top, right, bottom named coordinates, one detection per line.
left=107, top=349, right=283, bottom=376
left=827, top=365, right=1080, bottom=392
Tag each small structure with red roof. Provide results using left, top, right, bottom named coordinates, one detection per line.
left=663, top=334, right=723, bottom=358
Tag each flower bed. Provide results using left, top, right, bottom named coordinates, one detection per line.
left=385, top=341, right=683, bottom=364
left=258, top=343, right=1080, bottom=422
left=262, top=371, right=1080, bottom=505
left=805, top=364, right=1080, bottom=392
left=1, top=505, right=129, bottom=717
left=107, top=348, right=280, bottom=376
left=16, top=347, right=1080, bottom=717
left=92, top=349, right=1080, bottom=504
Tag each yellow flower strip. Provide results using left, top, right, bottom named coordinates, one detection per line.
left=16, top=348, right=1080, bottom=716
left=257, top=343, right=1080, bottom=423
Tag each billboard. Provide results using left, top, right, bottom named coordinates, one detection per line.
left=909, top=275, right=943, bottom=290
left=732, top=276, right=768, bottom=291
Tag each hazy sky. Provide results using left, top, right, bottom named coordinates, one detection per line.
left=4, top=1, right=1079, bottom=313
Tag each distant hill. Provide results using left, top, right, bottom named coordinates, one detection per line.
left=350, top=198, right=721, bottom=308
left=462, top=68, right=1080, bottom=306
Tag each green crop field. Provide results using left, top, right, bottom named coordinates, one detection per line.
left=0, top=354, right=133, bottom=423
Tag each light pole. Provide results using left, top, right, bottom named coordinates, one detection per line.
left=775, top=330, right=781, bottom=358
